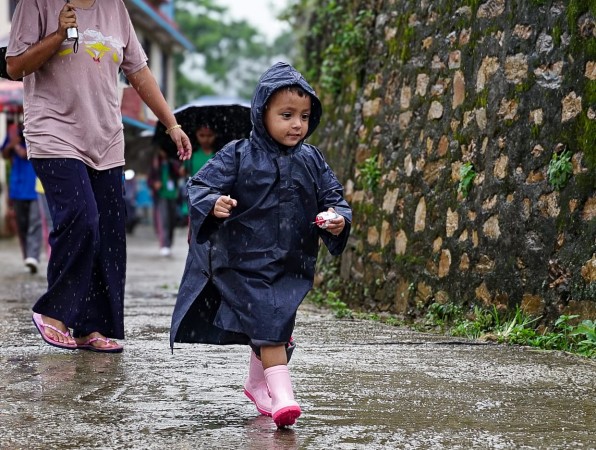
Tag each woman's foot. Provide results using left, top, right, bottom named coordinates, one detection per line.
left=32, top=313, right=77, bottom=349
left=75, top=332, right=123, bottom=353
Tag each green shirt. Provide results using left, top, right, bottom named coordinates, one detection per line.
left=186, top=147, right=214, bottom=177
left=159, top=162, right=178, bottom=199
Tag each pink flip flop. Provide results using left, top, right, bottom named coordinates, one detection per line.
left=77, top=336, right=123, bottom=353
left=32, top=313, right=77, bottom=350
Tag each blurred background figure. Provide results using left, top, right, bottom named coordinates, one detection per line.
left=178, top=123, right=218, bottom=222
left=123, top=168, right=140, bottom=234
left=35, top=177, right=52, bottom=259
left=148, top=149, right=181, bottom=257
left=135, top=174, right=153, bottom=226
left=1, top=121, right=41, bottom=273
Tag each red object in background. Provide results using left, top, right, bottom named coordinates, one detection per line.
left=121, top=85, right=155, bottom=127
left=0, top=79, right=23, bottom=113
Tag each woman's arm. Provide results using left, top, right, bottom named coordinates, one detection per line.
left=6, top=4, right=75, bottom=80
left=127, top=66, right=192, bottom=160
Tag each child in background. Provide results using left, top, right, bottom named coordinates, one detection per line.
left=178, top=124, right=218, bottom=221
left=187, top=124, right=218, bottom=176
left=170, top=62, right=352, bottom=427
left=1, top=122, right=42, bottom=274
left=148, top=149, right=181, bottom=257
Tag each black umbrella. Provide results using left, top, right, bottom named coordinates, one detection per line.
left=154, top=96, right=252, bottom=158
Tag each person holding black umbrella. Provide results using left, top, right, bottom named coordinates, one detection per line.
left=177, top=123, right=218, bottom=221
left=7, top=0, right=191, bottom=352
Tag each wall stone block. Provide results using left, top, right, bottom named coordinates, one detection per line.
left=395, top=230, right=407, bottom=256
left=538, top=192, right=561, bottom=218
left=380, top=220, right=391, bottom=249
left=586, top=61, right=596, bottom=80
left=504, top=54, right=528, bottom=84
left=561, top=92, right=582, bottom=122
left=581, top=255, right=596, bottom=282
left=428, top=101, right=444, bottom=119
left=535, top=61, right=564, bottom=89
left=493, top=155, right=509, bottom=179
left=446, top=208, right=459, bottom=237
left=414, top=197, right=427, bottom=233
left=367, top=226, right=379, bottom=246
left=497, top=98, right=518, bottom=121
left=475, top=282, right=492, bottom=305
left=476, top=56, right=500, bottom=92
left=582, top=196, right=596, bottom=221
left=439, top=250, right=452, bottom=278
left=483, top=215, right=501, bottom=240
left=477, top=0, right=505, bottom=19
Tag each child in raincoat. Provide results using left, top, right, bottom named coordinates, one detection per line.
left=170, top=62, right=352, bottom=427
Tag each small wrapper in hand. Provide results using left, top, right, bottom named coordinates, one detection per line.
left=314, top=211, right=338, bottom=229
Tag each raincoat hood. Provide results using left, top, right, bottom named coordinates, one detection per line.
left=251, top=62, right=322, bottom=150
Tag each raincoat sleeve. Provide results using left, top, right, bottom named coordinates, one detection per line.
left=314, top=148, right=352, bottom=256
left=186, top=141, right=240, bottom=238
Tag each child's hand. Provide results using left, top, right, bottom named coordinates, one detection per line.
left=323, top=208, right=345, bottom=236
left=212, top=195, right=237, bottom=218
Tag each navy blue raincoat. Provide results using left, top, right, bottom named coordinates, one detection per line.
left=170, top=62, right=352, bottom=349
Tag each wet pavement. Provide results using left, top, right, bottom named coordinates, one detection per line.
left=0, top=225, right=595, bottom=450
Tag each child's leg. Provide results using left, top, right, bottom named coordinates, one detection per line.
left=244, top=339, right=297, bottom=416
left=260, top=345, right=287, bottom=369
left=261, top=344, right=301, bottom=427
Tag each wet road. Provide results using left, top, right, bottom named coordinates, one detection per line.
left=0, top=225, right=595, bottom=450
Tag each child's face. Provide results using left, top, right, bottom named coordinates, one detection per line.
left=195, top=126, right=216, bottom=150
left=263, top=89, right=311, bottom=146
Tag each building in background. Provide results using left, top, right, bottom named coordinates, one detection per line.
left=121, top=0, right=194, bottom=173
left=0, top=0, right=193, bottom=236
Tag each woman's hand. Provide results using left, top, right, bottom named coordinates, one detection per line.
left=168, top=127, right=192, bottom=161
left=212, top=195, right=237, bottom=218
left=57, top=3, right=77, bottom=39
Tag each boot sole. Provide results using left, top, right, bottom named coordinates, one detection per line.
left=273, top=405, right=301, bottom=427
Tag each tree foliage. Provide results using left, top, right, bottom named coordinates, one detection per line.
left=173, top=0, right=295, bottom=106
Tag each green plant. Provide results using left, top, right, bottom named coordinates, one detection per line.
left=458, top=162, right=476, bottom=198
left=496, top=307, right=541, bottom=343
left=425, top=302, right=463, bottom=328
left=318, top=7, right=374, bottom=94
left=570, top=320, right=596, bottom=357
left=308, top=290, right=596, bottom=358
left=451, top=306, right=499, bottom=339
left=359, top=155, right=381, bottom=191
left=307, top=289, right=353, bottom=319
left=547, top=149, right=573, bottom=190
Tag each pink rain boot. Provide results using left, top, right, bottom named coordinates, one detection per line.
left=243, top=351, right=272, bottom=416
left=264, top=365, right=301, bottom=427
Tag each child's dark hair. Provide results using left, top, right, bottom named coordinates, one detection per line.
left=265, top=85, right=311, bottom=110
left=195, top=121, right=215, bottom=131
left=285, top=85, right=309, bottom=98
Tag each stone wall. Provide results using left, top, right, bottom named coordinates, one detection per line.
left=301, top=0, right=596, bottom=322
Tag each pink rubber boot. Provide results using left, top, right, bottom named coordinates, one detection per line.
left=264, top=365, right=301, bottom=427
left=243, top=351, right=272, bottom=416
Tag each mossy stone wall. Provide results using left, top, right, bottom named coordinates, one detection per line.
left=301, top=0, right=596, bottom=322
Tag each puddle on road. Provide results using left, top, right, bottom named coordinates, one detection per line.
left=1, top=315, right=594, bottom=450
left=1, top=232, right=594, bottom=449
